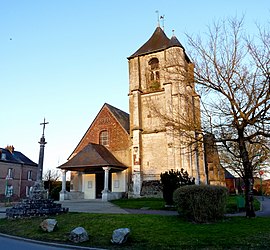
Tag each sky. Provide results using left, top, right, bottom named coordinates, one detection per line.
left=0, top=0, right=269, bottom=175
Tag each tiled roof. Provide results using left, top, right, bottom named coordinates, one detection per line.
left=0, top=148, right=37, bottom=166
left=59, top=143, right=127, bottom=172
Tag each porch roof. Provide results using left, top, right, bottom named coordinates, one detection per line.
left=58, top=143, right=128, bottom=173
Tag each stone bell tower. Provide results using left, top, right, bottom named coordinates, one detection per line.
left=128, top=25, right=207, bottom=196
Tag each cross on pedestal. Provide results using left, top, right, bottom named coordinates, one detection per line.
left=40, top=118, right=49, bottom=136
left=37, top=118, right=49, bottom=181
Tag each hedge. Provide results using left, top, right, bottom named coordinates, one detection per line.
left=173, top=185, right=228, bottom=223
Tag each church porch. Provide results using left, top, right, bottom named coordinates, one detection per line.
left=58, top=143, right=128, bottom=201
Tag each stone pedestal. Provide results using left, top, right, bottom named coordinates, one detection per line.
left=102, top=190, right=111, bottom=201
left=6, top=180, right=68, bottom=218
left=29, top=181, right=48, bottom=200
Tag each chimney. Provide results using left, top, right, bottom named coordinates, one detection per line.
left=5, top=145, right=15, bottom=154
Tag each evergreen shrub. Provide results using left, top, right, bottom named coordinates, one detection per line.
left=173, top=185, right=228, bottom=223
left=160, top=169, right=195, bottom=205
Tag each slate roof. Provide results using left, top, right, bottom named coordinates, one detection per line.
left=0, top=148, right=37, bottom=167
left=128, top=26, right=190, bottom=62
left=59, top=143, right=128, bottom=172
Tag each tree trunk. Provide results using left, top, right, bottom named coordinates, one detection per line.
left=238, top=130, right=256, bottom=218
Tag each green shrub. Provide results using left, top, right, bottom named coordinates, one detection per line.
left=173, top=185, right=228, bottom=223
left=160, top=169, right=195, bottom=205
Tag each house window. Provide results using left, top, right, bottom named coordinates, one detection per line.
left=26, top=186, right=30, bottom=197
left=5, top=185, right=13, bottom=197
left=7, top=168, right=14, bottom=179
left=99, top=130, right=109, bottom=146
left=27, top=170, right=32, bottom=180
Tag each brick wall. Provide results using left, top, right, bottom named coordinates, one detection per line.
left=72, top=106, right=131, bottom=167
left=0, top=161, right=37, bottom=200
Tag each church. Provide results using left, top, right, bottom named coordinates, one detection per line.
left=58, top=24, right=225, bottom=201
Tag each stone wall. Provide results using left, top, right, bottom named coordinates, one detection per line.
left=140, top=180, right=163, bottom=198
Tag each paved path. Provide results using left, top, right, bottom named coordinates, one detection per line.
left=57, top=199, right=129, bottom=214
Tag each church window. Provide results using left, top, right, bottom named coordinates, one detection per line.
left=156, top=71, right=160, bottom=80
left=149, top=58, right=159, bottom=70
left=100, top=130, right=109, bottom=146
left=148, top=58, right=160, bottom=91
left=150, top=72, right=154, bottom=81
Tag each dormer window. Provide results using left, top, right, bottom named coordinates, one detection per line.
left=148, top=58, right=160, bottom=91
left=1, top=153, right=6, bottom=160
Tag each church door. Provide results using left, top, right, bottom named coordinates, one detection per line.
left=95, top=172, right=112, bottom=198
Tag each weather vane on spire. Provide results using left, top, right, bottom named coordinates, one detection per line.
left=155, top=11, right=165, bottom=30
left=160, top=14, right=165, bottom=30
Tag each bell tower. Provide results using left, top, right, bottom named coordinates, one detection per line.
left=128, top=26, right=206, bottom=197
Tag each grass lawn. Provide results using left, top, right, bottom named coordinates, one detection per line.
left=0, top=196, right=264, bottom=249
left=111, top=196, right=261, bottom=213
left=0, top=213, right=270, bottom=249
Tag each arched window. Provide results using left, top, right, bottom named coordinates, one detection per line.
left=149, top=58, right=159, bottom=70
left=99, top=130, right=109, bottom=146
left=148, top=58, right=160, bottom=91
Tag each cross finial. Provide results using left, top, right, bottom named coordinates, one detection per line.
left=155, top=10, right=160, bottom=27
left=40, top=118, right=49, bottom=136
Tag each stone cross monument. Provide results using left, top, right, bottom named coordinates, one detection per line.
left=29, top=118, right=49, bottom=199
left=5, top=118, right=69, bottom=218
left=37, top=118, right=49, bottom=181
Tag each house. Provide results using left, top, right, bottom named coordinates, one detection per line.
left=59, top=24, right=225, bottom=201
left=0, top=145, right=38, bottom=201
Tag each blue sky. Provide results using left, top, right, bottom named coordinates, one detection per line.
left=0, top=0, right=269, bottom=174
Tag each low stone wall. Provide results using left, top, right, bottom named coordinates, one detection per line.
left=140, top=180, right=163, bottom=198
left=6, top=198, right=68, bottom=218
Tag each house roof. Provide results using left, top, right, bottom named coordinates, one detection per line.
left=128, top=26, right=190, bottom=61
left=59, top=143, right=128, bottom=173
left=0, top=148, right=37, bottom=167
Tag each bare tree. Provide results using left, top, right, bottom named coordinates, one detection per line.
left=187, top=17, right=270, bottom=217
left=43, top=169, right=61, bottom=193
